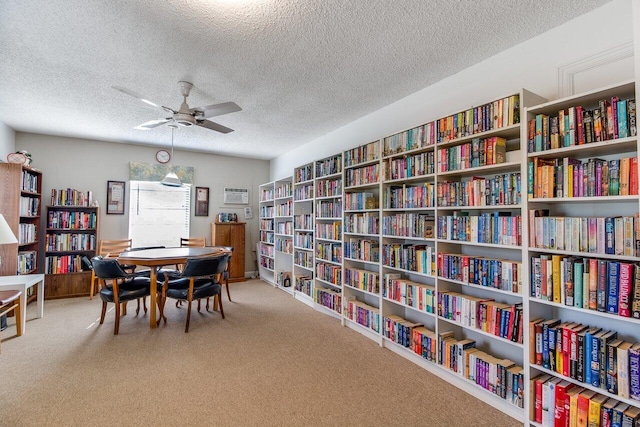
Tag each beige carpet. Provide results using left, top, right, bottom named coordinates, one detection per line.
left=0, top=279, right=520, bottom=427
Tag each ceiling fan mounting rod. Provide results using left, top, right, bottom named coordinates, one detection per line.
left=179, top=81, right=193, bottom=97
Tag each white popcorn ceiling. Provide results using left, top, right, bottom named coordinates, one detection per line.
left=0, top=0, right=609, bottom=160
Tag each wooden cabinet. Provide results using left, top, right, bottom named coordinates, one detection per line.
left=0, top=163, right=42, bottom=276
left=44, top=204, right=99, bottom=299
left=211, top=222, right=246, bottom=282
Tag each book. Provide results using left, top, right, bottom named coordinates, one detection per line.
left=629, top=343, right=640, bottom=400
left=606, top=338, right=622, bottom=394
left=617, top=341, right=633, bottom=399
left=588, top=394, right=608, bottom=427
left=533, top=373, right=552, bottom=423
left=576, top=389, right=596, bottom=427
left=622, top=405, right=640, bottom=426
left=613, top=403, right=631, bottom=427
left=618, top=262, right=633, bottom=317
left=633, top=263, right=640, bottom=319
left=607, top=261, right=620, bottom=314
left=553, top=380, right=574, bottom=426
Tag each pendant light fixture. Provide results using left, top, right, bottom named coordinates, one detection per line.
left=161, top=124, right=182, bottom=187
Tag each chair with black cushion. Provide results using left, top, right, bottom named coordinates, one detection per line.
left=159, top=254, right=228, bottom=333
left=91, top=256, right=152, bottom=335
left=0, top=290, right=22, bottom=353
left=90, top=239, right=133, bottom=300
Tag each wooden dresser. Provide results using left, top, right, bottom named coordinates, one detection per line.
left=211, top=222, right=246, bottom=282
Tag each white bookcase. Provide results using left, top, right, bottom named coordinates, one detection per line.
left=274, top=176, right=294, bottom=293
left=257, top=80, right=640, bottom=426
left=293, top=162, right=315, bottom=306
left=258, top=181, right=275, bottom=284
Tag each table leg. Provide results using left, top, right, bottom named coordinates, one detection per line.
left=18, top=283, right=27, bottom=333
left=36, top=278, right=44, bottom=319
left=149, top=268, right=157, bottom=328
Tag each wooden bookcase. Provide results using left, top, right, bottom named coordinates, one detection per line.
left=211, top=221, right=246, bottom=282
left=258, top=81, right=640, bottom=425
left=44, top=204, right=99, bottom=299
left=0, top=163, right=42, bottom=277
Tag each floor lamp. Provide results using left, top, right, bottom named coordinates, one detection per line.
left=0, top=214, right=18, bottom=330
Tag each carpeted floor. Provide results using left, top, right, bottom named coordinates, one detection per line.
left=0, top=279, right=521, bottom=426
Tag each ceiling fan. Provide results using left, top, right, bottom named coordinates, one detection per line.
left=113, top=81, right=241, bottom=134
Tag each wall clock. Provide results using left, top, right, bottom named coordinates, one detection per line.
left=156, top=149, right=171, bottom=164
left=7, top=152, right=27, bottom=164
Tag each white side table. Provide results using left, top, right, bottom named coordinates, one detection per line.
left=0, top=274, right=45, bottom=332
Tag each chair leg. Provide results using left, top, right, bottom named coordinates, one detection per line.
left=100, top=302, right=107, bottom=324
left=197, top=299, right=201, bottom=313
left=143, top=296, right=148, bottom=314
left=114, top=302, right=121, bottom=335
left=206, top=297, right=210, bottom=311
left=225, top=277, right=231, bottom=301
left=122, top=301, right=128, bottom=316
left=218, top=294, right=225, bottom=319
left=136, top=299, right=141, bottom=315
left=185, top=300, right=192, bottom=333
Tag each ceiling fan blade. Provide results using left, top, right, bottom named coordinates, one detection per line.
left=196, top=119, right=234, bottom=134
left=190, top=102, right=242, bottom=118
left=134, top=119, right=172, bottom=130
left=112, top=86, right=175, bottom=113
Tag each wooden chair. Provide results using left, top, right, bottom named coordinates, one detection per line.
left=0, top=290, right=22, bottom=353
left=180, top=237, right=206, bottom=248
left=89, top=239, right=132, bottom=299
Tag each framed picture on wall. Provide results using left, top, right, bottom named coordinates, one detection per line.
left=195, top=186, right=209, bottom=217
left=107, top=180, right=125, bottom=215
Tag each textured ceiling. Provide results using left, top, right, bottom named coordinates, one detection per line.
left=0, top=0, right=610, bottom=160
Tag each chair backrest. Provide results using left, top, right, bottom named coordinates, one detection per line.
left=180, top=237, right=206, bottom=248
left=91, top=257, right=128, bottom=280
left=98, top=239, right=132, bottom=257
left=181, top=254, right=229, bottom=278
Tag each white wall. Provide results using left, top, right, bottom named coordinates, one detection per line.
left=270, top=0, right=635, bottom=179
left=16, top=132, right=270, bottom=275
left=0, top=121, right=16, bottom=160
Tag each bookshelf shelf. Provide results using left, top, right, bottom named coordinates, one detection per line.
left=529, top=297, right=640, bottom=326
left=438, top=276, right=523, bottom=298
left=437, top=160, right=522, bottom=178
left=436, top=123, right=522, bottom=149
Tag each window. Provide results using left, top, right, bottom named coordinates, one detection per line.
left=128, top=181, right=191, bottom=248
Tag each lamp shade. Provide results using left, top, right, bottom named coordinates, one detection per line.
left=0, top=214, right=18, bottom=244
left=161, top=171, right=182, bottom=187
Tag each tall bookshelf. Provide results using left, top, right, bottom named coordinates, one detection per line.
left=342, top=140, right=381, bottom=341
left=313, top=153, right=343, bottom=319
left=44, top=190, right=99, bottom=298
left=258, top=181, right=275, bottom=284
left=293, top=162, right=314, bottom=305
left=273, top=176, right=294, bottom=293
left=257, top=81, right=640, bottom=425
left=524, top=80, right=640, bottom=425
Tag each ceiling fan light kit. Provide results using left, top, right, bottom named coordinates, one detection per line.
left=161, top=124, right=182, bottom=187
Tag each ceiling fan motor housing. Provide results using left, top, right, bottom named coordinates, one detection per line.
left=174, top=112, right=195, bottom=126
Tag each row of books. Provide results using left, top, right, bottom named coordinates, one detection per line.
left=295, top=275, right=313, bottom=296
left=44, top=233, right=96, bottom=252
left=294, top=232, right=313, bottom=249
left=529, top=212, right=637, bottom=257
left=527, top=97, right=637, bottom=153
left=21, top=170, right=38, bottom=193
left=345, top=191, right=377, bottom=210
left=529, top=156, right=638, bottom=199
left=275, top=270, right=292, bottom=288
left=315, top=155, right=342, bottom=178
left=259, top=243, right=274, bottom=257
left=274, top=200, right=293, bottom=216
left=294, top=214, right=313, bottom=230
left=344, top=267, right=379, bottom=294
left=345, top=163, right=379, bottom=187
left=344, top=212, right=379, bottom=235
left=383, top=275, right=435, bottom=313
left=315, top=242, right=341, bottom=264
left=294, top=163, right=313, bottom=183
left=530, top=255, right=640, bottom=318
left=315, top=177, right=341, bottom=198
left=259, top=205, right=275, bottom=218
left=437, top=212, right=522, bottom=246
left=316, top=200, right=342, bottom=218
left=383, top=315, right=424, bottom=349
left=259, top=231, right=274, bottom=244
left=17, top=223, right=37, bottom=245
left=293, top=250, right=312, bottom=269
left=381, top=243, right=435, bottom=275
left=293, top=183, right=313, bottom=201
left=314, top=287, right=342, bottom=313
left=315, top=262, right=341, bottom=285
left=531, top=374, right=640, bottom=426
left=344, top=141, right=379, bottom=167
left=260, top=188, right=274, bottom=201
left=17, top=250, right=37, bottom=275
left=436, top=95, right=520, bottom=144
left=259, top=256, right=274, bottom=270
left=259, top=219, right=274, bottom=230
left=44, top=254, right=87, bottom=274
left=437, top=173, right=521, bottom=207
left=274, top=238, right=292, bottom=254
left=381, top=213, right=434, bottom=239
left=437, top=252, right=522, bottom=294
left=274, top=183, right=292, bottom=199
left=437, top=136, right=508, bottom=173
left=412, top=326, right=437, bottom=362
left=47, top=210, right=97, bottom=230
left=382, top=150, right=435, bottom=180
left=345, top=298, right=380, bottom=332
left=276, top=220, right=293, bottom=235
left=315, top=221, right=341, bottom=241
left=383, top=123, right=437, bottom=157
left=383, top=183, right=435, bottom=209
left=530, top=319, right=640, bottom=399
left=438, top=333, right=524, bottom=408
left=19, top=196, right=40, bottom=217
left=50, top=188, right=93, bottom=207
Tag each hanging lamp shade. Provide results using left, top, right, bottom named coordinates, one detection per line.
left=161, top=125, right=182, bottom=187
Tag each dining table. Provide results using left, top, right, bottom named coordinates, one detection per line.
left=118, top=246, right=225, bottom=328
